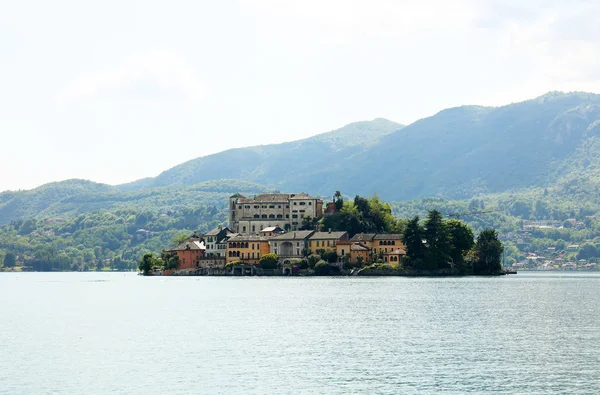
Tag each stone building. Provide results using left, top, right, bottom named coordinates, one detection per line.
left=229, top=193, right=324, bottom=233
left=202, top=226, right=235, bottom=257
left=308, top=231, right=349, bottom=254
left=269, top=230, right=315, bottom=261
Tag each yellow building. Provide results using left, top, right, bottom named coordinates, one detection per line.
left=372, top=234, right=404, bottom=254
left=308, top=231, right=348, bottom=254
left=226, top=235, right=271, bottom=265
left=336, top=241, right=371, bottom=265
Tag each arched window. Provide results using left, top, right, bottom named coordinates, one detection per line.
left=269, top=214, right=275, bottom=219
left=254, top=214, right=259, bottom=219
left=262, top=214, right=267, bottom=219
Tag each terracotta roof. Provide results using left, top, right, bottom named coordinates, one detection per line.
left=309, top=231, right=348, bottom=240
left=271, top=230, right=315, bottom=240
left=373, top=234, right=403, bottom=240
left=350, top=233, right=377, bottom=242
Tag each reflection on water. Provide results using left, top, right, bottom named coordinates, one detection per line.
left=1, top=272, right=599, bottom=394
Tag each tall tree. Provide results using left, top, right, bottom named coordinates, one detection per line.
left=424, top=210, right=451, bottom=269
left=473, top=229, right=504, bottom=274
left=403, top=216, right=426, bottom=267
left=3, top=252, right=16, bottom=268
left=446, top=219, right=474, bottom=271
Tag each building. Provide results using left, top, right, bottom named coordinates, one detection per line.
left=372, top=234, right=404, bottom=254
left=382, top=248, right=406, bottom=265
left=336, top=241, right=371, bottom=265
left=349, top=233, right=377, bottom=250
left=269, top=230, right=315, bottom=261
left=308, top=231, right=349, bottom=254
left=226, top=235, right=271, bottom=265
left=168, top=238, right=205, bottom=270
left=260, top=226, right=285, bottom=237
left=203, top=226, right=235, bottom=257
left=229, top=193, right=324, bottom=233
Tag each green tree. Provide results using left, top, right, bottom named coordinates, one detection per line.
left=424, top=210, right=451, bottom=269
left=161, top=251, right=180, bottom=270
left=138, top=253, right=160, bottom=275
left=259, top=253, right=279, bottom=269
left=403, top=216, right=426, bottom=267
left=446, top=219, right=474, bottom=271
left=3, top=252, right=16, bottom=268
left=334, top=190, right=344, bottom=211
left=473, top=229, right=504, bottom=274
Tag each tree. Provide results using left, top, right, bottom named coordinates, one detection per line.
left=424, top=210, right=452, bottom=268
left=3, top=252, right=16, bottom=268
left=138, top=253, right=160, bottom=275
left=403, top=216, right=426, bottom=267
left=322, top=251, right=338, bottom=264
left=259, top=253, right=279, bottom=269
left=334, top=191, right=344, bottom=211
left=473, top=229, right=504, bottom=274
left=173, top=233, right=190, bottom=245
left=446, top=219, right=474, bottom=270
left=161, top=251, right=180, bottom=270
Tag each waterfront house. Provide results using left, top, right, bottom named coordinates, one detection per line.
left=382, top=248, right=406, bottom=265
left=308, top=230, right=349, bottom=254
left=372, top=234, right=404, bottom=254
left=349, top=233, right=377, bottom=250
left=336, top=241, right=371, bottom=265
left=168, top=238, right=206, bottom=270
left=226, top=234, right=270, bottom=265
left=269, top=230, right=315, bottom=262
left=203, top=226, right=235, bottom=257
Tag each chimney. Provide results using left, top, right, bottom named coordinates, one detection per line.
left=328, top=228, right=331, bottom=234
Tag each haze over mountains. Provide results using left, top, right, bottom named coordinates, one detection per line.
left=2, top=91, right=600, bottom=224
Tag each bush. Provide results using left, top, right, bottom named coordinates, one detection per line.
left=259, top=253, right=279, bottom=269
left=313, top=260, right=341, bottom=276
left=307, top=254, right=321, bottom=268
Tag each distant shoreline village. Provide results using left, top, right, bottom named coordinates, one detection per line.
left=142, top=192, right=507, bottom=277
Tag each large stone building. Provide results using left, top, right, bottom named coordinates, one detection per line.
left=229, top=193, right=324, bottom=233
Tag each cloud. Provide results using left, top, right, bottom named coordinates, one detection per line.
left=57, top=50, right=205, bottom=104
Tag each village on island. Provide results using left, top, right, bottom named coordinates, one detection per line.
left=139, top=191, right=506, bottom=277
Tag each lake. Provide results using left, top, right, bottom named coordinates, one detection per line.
left=1, top=272, right=599, bottom=394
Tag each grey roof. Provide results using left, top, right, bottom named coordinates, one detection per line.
left=205, top=226, right=232, bottom=236
left=373, top=234, right=403, bottom=240
left=228, top=234, right=270, bottom=242
left=289, top=193, right=318, bottom=200
left=351, top=244, right=370, bottom=252
left=169, top=240, right=205, bottom=251
left=271, top=230, right=315, bottom=241
left=261, top=226, right=283, bottom=232
left=237, top=193, right=291, bottom=203
left=309, top=231, right=348, bottom=240
left=350, top=233, right=377, bottom=242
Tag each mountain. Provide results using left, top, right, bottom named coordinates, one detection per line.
left=121, top=91, right=600, bottom=200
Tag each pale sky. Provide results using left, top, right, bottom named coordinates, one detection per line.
left=1, top=0, right=599, bottom=192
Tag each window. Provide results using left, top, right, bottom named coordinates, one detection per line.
left=296, top=242, right=300, bottom=247
left=392, top=241, right=396, bottom=245
left=252, top=243, right=255, bottom=250
left=242, top=226, right=246, bottom=232
left=254, top=205, right=259, bottom=209
left=269, top=214, right=275, bottom=219
left=286, top=205, right=289, bottom=208
left=254, top=214, right=259, bottom=218
left=252, top=225, right=256, bottom=232
left=252, top=252, right=255, bottom=258
left=277, top=214, right=282, bottom=219
left=262, top=205, right=267, bottom=208
left=286, top=214, right=289, bottom=219
left=341, top=249, right=345, bottom=255
left=292, top=214, right=298, bottom=218
left=327, top=240, right=330, bottom=246
left=309, top=202, right=312, bottom=205
left=262, top=214, right=267, bottom=218
left=278, top=205, right=282, bottom=208
left=300, top=202, right=306, bottom=205
left=245, top=205, right=250, bottom=208
left=238, top=205, right=242, bottom=209
left=293, top=202, right=297, bottom=205
left=269, top=205, right=275, bottom=208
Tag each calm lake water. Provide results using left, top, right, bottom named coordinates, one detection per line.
left=1, top=272, right=599, bottom=394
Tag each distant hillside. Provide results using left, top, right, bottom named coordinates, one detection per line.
left=0, top=179, right=272, bottom=225
left=143, top=118, right=404, bottom=189
left=120, top=92, right=600, bottom=200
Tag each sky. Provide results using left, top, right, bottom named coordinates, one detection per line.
left=1, top=0, right=600, bottom=192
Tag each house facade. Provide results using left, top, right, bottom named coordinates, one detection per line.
left=229, top=193, right=324, bottom=233
left=269, top=230, right=315, bottom=261
left=372, top=234, right=404, bottom=254
left=336, top=241, right=371, bottom=265
left=168, top=238, right=205, bottom=270
left=226, top=235, right=271, bottom=265
left=308, top=231, right=349, bottom=254
left=203, top=226, right=235, bottom=257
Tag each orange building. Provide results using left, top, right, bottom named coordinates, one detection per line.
left=382, top=248, right=406, bottom=265
left=168, top=239, right=205, bottom=270
left=372, top=234, right=404, bottom=254
left=336, top=241, right=371, bottom=265
left=226, top=235, right=271, bottom=265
